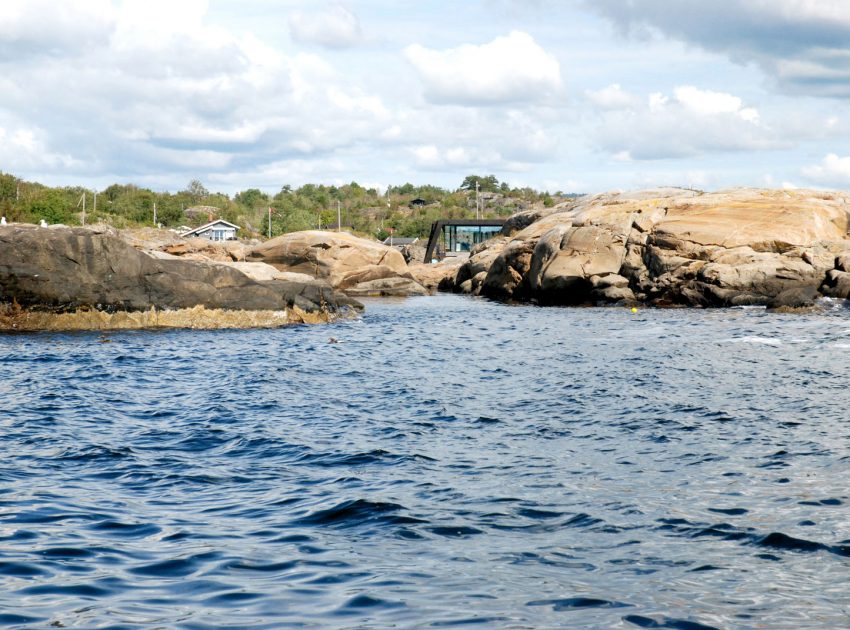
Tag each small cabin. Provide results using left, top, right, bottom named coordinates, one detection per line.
left=180, top=219, right=240, bottom=242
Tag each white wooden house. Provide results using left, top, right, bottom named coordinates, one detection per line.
left=180, top=219, right=240, bottom=242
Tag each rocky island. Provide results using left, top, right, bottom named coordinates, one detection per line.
left=4, top=187, right=850, bottom=330
left=0, top=225, right=361, bottom=331
left=445, top=187, right=850, bottom=310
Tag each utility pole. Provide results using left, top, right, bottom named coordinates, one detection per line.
left=337, top=200, right=341, bottom=232
left=153, top=202, right=157, bottom=226
left=384, top=186, right=390, bottom=230
left=77, top=192, right=86, bottom=226
left=268, top=206, right=272, bottom=238
left=93, top=191, right=97, bottom=215
left=475, top=181, right=480, bottom=220
left=15, top=182, right=19, bottom=202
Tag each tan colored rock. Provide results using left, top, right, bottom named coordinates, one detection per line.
left=481, top=239, right=536, bottom=300
left=162, top=238, right=248, bottom=262
left=345, top=277, right=428, bottom=297
left=454, top=236, right=510, bottom=288
left=457, top=187, right=850, bottom=307
left=220, top=262, right=319, bottom=285
left=408, top=258, right=464, bottom=291
left=247, top=230, right=420, bottom=294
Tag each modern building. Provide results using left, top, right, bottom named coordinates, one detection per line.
left=423, top=219, right=505, bottom=262
left=180, top=219, right=240, bottom=241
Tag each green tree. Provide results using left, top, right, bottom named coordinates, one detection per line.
left=185, top=179, right=209, bottom=204
left=460, top=174, right=499, bottom=193
left=235, top=188, right=269, bottom=209
left=25, top=189, right=71, bottom=224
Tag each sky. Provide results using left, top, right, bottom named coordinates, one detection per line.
left=2, top=0, right=850, bottom=195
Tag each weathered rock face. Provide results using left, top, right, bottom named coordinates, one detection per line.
left=452, top=188, right=850, bottom=307
left=408, top=258, right=465, bottom=292
left=0, top=226, right=360, bottom=330
left=247, top=230, right=427, bottom=296
left=162, top=238, right=249, bottom=262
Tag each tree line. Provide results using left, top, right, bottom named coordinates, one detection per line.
left=0, top=172, right=576, bottom=240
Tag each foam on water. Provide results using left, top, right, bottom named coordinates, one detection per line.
left=1, top=295, right=850, bottom=628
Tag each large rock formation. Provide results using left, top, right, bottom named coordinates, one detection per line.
left=408, top=258, right=466, bottom=292
left=449, top=188, right=850, bottom=307
left=247, top=230, right=427, bottom=297
left=0, top=225, right=360, bottom=330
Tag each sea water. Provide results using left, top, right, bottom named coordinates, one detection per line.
left=1, top=295, right=849, bottom=629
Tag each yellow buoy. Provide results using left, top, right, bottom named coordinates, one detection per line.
left=630, top=307, right=638, bottom=314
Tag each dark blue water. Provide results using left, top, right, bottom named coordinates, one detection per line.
left=1, top=295, right=850, bottom=629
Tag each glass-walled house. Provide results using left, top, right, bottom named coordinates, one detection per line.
left=443, top=224, right=503, bottom=253
left=424, top=219, right=505, bottom=262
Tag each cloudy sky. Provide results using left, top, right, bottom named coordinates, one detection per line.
left=2, top=0, right=850, bottom=194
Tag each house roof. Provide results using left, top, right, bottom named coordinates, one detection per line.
left=382, top=236, right=419, bottom=246
left=180, top=219, right=240, bottom=238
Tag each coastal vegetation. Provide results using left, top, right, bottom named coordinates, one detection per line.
left=0, top=171, right=572, bottom=241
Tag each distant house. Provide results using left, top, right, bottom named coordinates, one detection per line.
left=180, top=219, right=240, bottom=241
left=410, top=198, right=427, bottom=208
left=382, top=236, right=419, bottom=248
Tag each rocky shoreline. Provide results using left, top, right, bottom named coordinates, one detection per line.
left=3, top=187, right=850, bottom=330
left=0, top=225, right=361, bottom=331
left=442, top=188, right=850, bottom=311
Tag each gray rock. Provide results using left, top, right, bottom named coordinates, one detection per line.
left=0, top=225, right=360, bottom=317
left=767, top=286, right=821, bottom=311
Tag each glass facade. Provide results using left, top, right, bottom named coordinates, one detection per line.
left=442, top=225, right=502, bottom=254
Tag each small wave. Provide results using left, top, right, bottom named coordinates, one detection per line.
left=88, top=520, right=161, bottom=538
left=726, top=336, right=782, bottom=346
left=0, top=613, right=48, bottom=626
left=337, top=593, right=405, bottom=612
left=707, top=507, right=748, bottom=516
left=299, top=449, right=436, bottom=468
left=623, top=614, right=719, bottom=629
left=528, top=597, right=631, bottom=610
left=129, top=552, right=221, bottom=578
left=203, top=591, right=263, bottom=607
left=0, top=561, right=50, bottom=578
left=427, top=525, right=484, bottom=538
left=291, top=499, right=423, bottom=529
left=18, top=583, right=112, bottom=598
left=657, top=517, right=850, bottom=558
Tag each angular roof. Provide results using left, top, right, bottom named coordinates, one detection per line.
left=382, top=236, right=419, bottom=246
left=180, top=219, right=240, bottom=238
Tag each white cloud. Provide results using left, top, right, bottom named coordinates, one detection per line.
left=0, top=0, right=115, bottom=57
left=289, top=5, right=363, bottom=49
left=802, top=154, right=850, bottom=186
left=673, top=86, right=758, bottom=121
left=592, top=86, right=776, bottom=160
left=412, top=144, right=502, bottom=170
left=0, top=0, right=399, bottom=190
left=403, top=31, right=562, bottom=105
left=585, top=84, right=640, bottom=110
left=0, top=121, right=80, bottom=171
left=586, top=0, right=850, bottom=97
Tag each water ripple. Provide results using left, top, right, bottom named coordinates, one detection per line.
left=1, top=296, right=850, bottom=628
